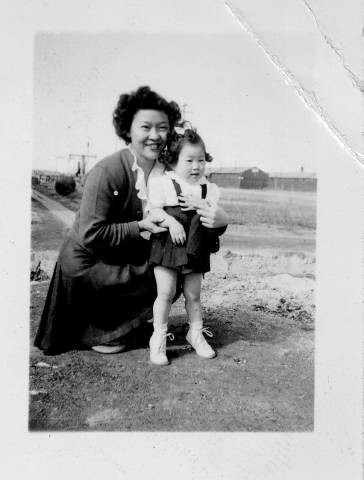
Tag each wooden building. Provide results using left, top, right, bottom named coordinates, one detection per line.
left=268, top=172, right=317, bottom=192
left=207, top=166, right=269, bottom=189
left=240, top=167, right=269, bottom=189
left=207, top=167, right=243, bottom=188
left=32, top=169, right=61, bottom=185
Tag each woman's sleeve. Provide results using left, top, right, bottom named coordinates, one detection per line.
left=78, top=166, right=140, bottom=249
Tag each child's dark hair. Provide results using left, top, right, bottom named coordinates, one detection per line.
left=161, top=123, right=213, bottom=167
left=113, top=86, right=181, bottom=143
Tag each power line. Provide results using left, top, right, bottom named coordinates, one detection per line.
left=69, top=139, right=97, bottom=182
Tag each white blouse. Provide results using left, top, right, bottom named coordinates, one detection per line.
left=147, top=170, right=220, bottom=211
left=128, top=146, right=165, bottom=215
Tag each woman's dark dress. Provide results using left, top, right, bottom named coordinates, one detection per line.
left=34, top=149, right=157, bottom=354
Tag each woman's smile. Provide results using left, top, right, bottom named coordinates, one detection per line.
left=145, top=142, right=162, bottom=151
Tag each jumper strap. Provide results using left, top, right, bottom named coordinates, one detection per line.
left=201, top=184, right=207, bottom=199
left=171, top=179, right=207, bottom=199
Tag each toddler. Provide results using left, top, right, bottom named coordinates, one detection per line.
left=147, top=127, right=222, bottom=365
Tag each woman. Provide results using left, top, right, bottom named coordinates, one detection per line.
left=34, top=86, right=228, bottom=355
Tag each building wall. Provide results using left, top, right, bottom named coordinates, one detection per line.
left=209, top=172, right=241, bottom=188
left=268, top=177, right=317, bottom=192
left=209, top=170, right=317, bottom=191
left=240, top=168, right=269, bottom=189
left=32, top=170, right=60, bottom=186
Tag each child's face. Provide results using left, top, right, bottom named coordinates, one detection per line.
left=173, top=143, right=206, bottom=184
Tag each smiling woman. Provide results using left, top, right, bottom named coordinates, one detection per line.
left=34, top=86, right=228, bottom=356
left=34, top=86, right=182, bottom=354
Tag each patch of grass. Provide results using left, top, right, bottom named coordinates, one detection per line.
left=221, top=200, right=316, bottom=229
left=220, top=188, right=316, bottom=230
left=219, top=187, right=316, bottom=204
left=33, top=184, right=316, bottom=230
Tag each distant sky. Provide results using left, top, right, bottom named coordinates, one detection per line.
left=34, top=31, right=318, bottom=173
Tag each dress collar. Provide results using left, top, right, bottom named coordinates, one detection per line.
left=127, top=146, right=165, bottom=202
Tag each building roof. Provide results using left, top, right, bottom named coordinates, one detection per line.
left=208, top=166, right=256, bottom=174
left=204, top=167, right=317, bottom=178
left=269, top=172, right=316, bottom=179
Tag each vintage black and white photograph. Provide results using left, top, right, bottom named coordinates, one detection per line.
left=2, top=0, right=362, bottom=477
left=29, top=28, right=319, bottom=431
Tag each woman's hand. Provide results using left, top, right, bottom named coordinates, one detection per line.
left=138, top=215, right=168, bottom=234
left=196, top=200, right=229, bottom=229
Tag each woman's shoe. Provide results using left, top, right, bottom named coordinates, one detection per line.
left=149, top=331, right=174, bottom=366
left=91, top=343, right=125, bottom=354
left=186, top=328, right=216, bottom=359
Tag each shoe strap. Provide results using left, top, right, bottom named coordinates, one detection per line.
left=201, top=328, right=213, bottom=338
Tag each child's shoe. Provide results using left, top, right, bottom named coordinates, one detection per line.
left=186, top=327, right=216, bottom=359
left=149, top=330, right=174, bottom=366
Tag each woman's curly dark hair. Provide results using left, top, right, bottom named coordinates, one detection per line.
left=160, top=123, right=213, bottom=168
left=113, top=86, right=181, bottom=143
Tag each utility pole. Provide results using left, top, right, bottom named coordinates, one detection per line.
left=69, top=140, right=97, bottom=184
left=69, top=153, right=97, bottom=182
left=181, top=103, right=193, bottom=123
left=182, top=103, right=187, bottom=122
left=68, top=138, right=97, bottom=185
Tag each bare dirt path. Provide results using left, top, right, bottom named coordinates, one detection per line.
left=30, top=192, right=314, bottom=431
left=32, top=189, right=75, bottom=226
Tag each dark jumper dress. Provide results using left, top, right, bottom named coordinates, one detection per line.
left=149, top=180, right=219, bottom=274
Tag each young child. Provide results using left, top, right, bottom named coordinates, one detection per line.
left=147, top=128, right=222, bottom=366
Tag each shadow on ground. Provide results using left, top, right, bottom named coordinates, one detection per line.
left=29, top=283, right=314, bottom=432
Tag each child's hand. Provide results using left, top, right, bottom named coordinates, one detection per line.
left=168, top=218, right=186, bottom=245
left=178, top=193, right=203, bottom=211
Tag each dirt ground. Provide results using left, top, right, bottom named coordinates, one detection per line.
left=29, top=194, right=315, bottom=431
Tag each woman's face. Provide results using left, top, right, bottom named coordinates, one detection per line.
left=129, top=109, right=169, bottom=163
